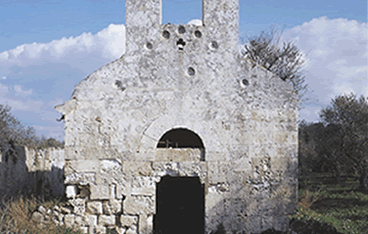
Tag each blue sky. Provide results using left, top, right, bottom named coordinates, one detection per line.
left=0, top=0, right=367, bottom=141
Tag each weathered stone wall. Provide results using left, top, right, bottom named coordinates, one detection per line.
left=55, top=0, right=299, bottom=233
left=0, top=146, right=65, bottom=198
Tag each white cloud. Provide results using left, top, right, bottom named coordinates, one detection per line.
left=14, top=85, right=32, bottom=96
left=0, top=24, right=126, bottom=71
left=0, top=24, right=126, bottom=140
left=187, top=19, right=202, bottom=26
left=282, top=16, right=367, bottom=121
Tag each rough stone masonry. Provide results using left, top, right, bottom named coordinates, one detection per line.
left=55, top=0, right=299, bottom=233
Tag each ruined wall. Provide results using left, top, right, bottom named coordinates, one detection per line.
left=55, top=0, right=299, bottom=233
left=0, top=146, right=65, bottom=198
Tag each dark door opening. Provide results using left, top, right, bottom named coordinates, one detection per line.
left=154, top=176, right=204, bottom=234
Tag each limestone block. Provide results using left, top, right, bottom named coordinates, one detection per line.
left=100, top=159, right=122, bottom=172
left=38, top=205, right=47, bottom=215
left=207, top=161, right=230, bottom=184
left=133, top=151, right=155, bottom=161
left=120, top=215, right=138, bottom=227
left=99, top=160, right=123, bottom=184
left=95, top=225, right=106, bottom=234
left=245, top=216, right=262, bottom=234
left=231, top=152, right=252, bottom=172
left=65, top=172, right=96, bottom=185
left=70, top=198, right=86, bottom=215
left=138, top=214, right=153, bottom=234
left=31, top=211, right=44, bottom=223
left=205, top=151, right=226, bottom=161
left=80, top=226, right=89, bottom=234
left=124, top=195, right=155, bottom=215
left=98, top=215, right=116, bottom=226
left=51, top=210, right=64, bottom=224
left=208, top=182, right=230, bottom=193
left=151, top=162, right=180, bottom=177
left=146, top=215, right=153, bottom=234
left=87, top=201, right=103, bottom=214
left=126, top=226, right=137, bottom=234
left=205, top=191, right=224, bottom=215
left=117, top=179, right=132, bottom=199
left=131, top=176, right=157, bottom=195
left=155, top=148, right=202, bottom=162
left=123, top=161, right=152, bottom=176
left=90, top=184, right=109, bottom=200
left=178, top=162, right=207, bottom=180
left=66, top=160, right=99, bottom=172
left=64, top=214, right=75, bottom=228
left=83, top=214, right=98, bottom=226
left=66, top=185, right=77, bottom=198
left=75, top=215, right=84, bottom=226
left=224, top=198, right=248, bottom=218
left=109, top=183, right=117, bottom=199
left=102, top=200, right=121, bottom=214
left=115, top=227, right=127, bottom=234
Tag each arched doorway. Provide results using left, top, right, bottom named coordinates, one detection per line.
left=156, top=128, right=205, bottom=160
left=154, top=176, right=205, bottom=234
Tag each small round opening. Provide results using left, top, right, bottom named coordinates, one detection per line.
left=210, top=41, right=219, bottom=50
left=188, top=67, right=196, bottom=76
left=242, top=79, right=249, bottom=87
left=177, top=38, right=186, bottom=50
left=178, top=26, right=186, bottom=34
left=146, top=42, right=153, bottom=50
left=162, top=30, right=170, bottom=39
left=194, top=30, right=202, bottom=38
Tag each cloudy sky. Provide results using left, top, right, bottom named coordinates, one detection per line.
left=0, top=0, right=367, bottom=141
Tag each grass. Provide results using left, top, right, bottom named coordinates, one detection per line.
left=291, top=172, right=368, bottom=234
left=0, top=195, right=82, bottom=234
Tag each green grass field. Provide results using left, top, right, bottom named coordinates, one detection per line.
left=292, top=173, right=368, bottom=234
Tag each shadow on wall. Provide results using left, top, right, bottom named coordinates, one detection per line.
left=0, top=145, right=65, bottom=199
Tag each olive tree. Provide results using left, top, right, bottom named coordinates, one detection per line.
left=320, top=93, right=368, bottom=190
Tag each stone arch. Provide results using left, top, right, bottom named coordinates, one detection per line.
left=137, top=115, right=223, bottom=161
left=156, top=128, right=204, bottom=148
left=156, top=127, right=205, bottom=161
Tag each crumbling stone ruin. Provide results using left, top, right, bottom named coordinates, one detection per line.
left=0, top=146, right=64, bottom=197
left=54, top=0, right=299, bottom=233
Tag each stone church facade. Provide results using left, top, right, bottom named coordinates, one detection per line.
left=56, top=0, right=299, bottom=233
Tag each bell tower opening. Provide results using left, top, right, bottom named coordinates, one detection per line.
left=154, top=176, right=205, bottom=234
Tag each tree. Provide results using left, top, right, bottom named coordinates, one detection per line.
left=319, top=93, right=368, bottom=191
left=0, top=104, right=38, bottom=153
left=242, top=26, right=308, bottom=102
left=0, top=104, right=63, bottom=156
